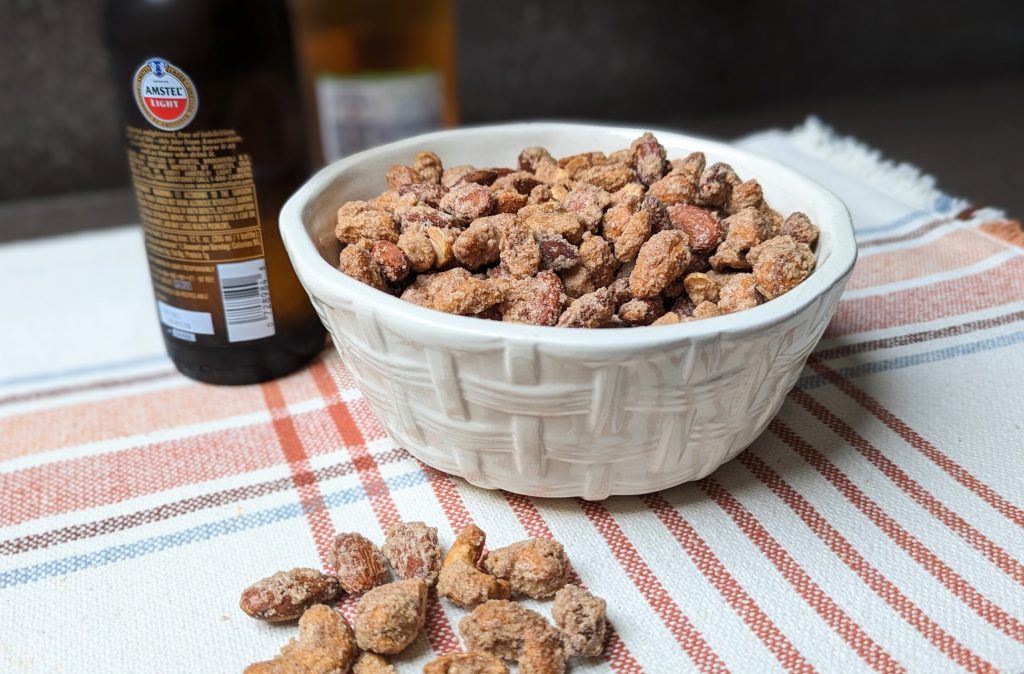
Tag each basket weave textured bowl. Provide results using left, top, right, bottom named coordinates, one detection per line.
left=280, top=123, right=856, bottom=499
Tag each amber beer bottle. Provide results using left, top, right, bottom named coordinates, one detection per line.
left=105, top=0, right=325, bottom=385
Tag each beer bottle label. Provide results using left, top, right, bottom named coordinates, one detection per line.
left=126, top=58, right=276, bottom=345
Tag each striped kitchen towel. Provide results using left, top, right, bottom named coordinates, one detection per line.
left=0, top=119, right=1022, bottom=673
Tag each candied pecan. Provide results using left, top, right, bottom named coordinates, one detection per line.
left=747, top=235, right=816, bottom=299
left=492, top=171, right=542, bottom=195
left=726, top=179, right=765, bottom=214
left=353, top=652, right=396, bottom=674
left=780, top=211, right=820, bottom=246
left=709, top=207, right=772, bottom=271
left=563, top=182, right=612, bottom=231
left=454, top=214, right=509, bottom=269
left=667, top=204, right=723, bottom=255
left=559, top=264, right=596, bottom=300
left=501, top=271, right=565, bottom=326
left=239, top=568, right=341, bottom=623
left=244, top=604, right=357, bottom=674
left=648, top=172, right=698, bottom=206
left=557, top=287, right=615, bottom=328
left=339, top=243, right=389, bottom=292
left=438, top=525, right=512, bottom=607
left=396, top=204, right=455, bottom=231
left=578, top=233, right=618, bottom=287
left=442, top=165, right=475, bottom=188
left=629, top=230, right=691, bottom=299
left=528, top=184, right=553, bottom=204
left=642, top=194, right=672, bottom=233
left=397, top=227, right=436, bottom=272
left=459, top=168, right=499, bottom=186
left=386, top=164, right=424, bottom=190
left=354, top=579, right=428, bottom=655
left=424, top=652, right=509, bottom=674
left=336, top=201, right=399, bottom=244
left=683, top=272, right=721, bottom=305
left=441, top=183, right=496, bottom=224
left=500, top=219, right=541, bottom=278
left=329, top=532, right=389, bottom=594
left=630, top=132, right=668, bottom=186
left=414, top=150, right=443, bottom=183
left=552, top=584, right=607, bottom=658
left=493, top=189, right=529, bottom=214
left=718, top=273, right=760, bottom=314
left=611, top=208, right=651, bottom=263
left=575, top=164, right=637, bottom=192
left=537, top=233, right=580, bottom=272
left=370, top=241, right=410, bottom=285
left=381, top=521, right=441, bottom=587
left=397, top=181, right=446, bottom=208
left=518, top=147, right=555, bottom=173
left=521, top=209, right=586, bottom=245
left=483, top=539, right=570, bottom=599
left=698, top=162, right=740, bottom=207
left=459, top=600, right=565, bottom=674
left=427, top=225, right=459, bottom=268
left=618, top=297, right=665, bottom=326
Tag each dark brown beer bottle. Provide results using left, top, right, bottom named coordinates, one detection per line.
left=104, top=0, right=325, bottom=385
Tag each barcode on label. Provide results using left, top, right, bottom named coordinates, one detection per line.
left=217, top=259, right=275, bottom=342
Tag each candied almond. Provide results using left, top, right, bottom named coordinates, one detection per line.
left=381, top=521, right=441, bottom=587
left=442, top=165, right=475, bottom=188
left=459, top=168, right=500, bottom=186
left=727, top=178, right=765, bottom=214
left=239, top=568, right=341, bottom=623
left=667, top=204, right=723, bottom=255
left=578, top=233, right=618, bottom=288
left=521, top=209, right=586, bottom=245
left=649, top=172, right=698, bottom=206
left=559, top=264, right=596, bottom=300
left=780, top=211, right=820, bottom=246
left=557, top=287, right=615, bottom=328
left=537, top=233, right=580, bottom=272
left=441, top=183, right=496, bottom=224
left=611, top=208, right=651, bottom=263
left=629, top=230, right=691, bottom=299
left=414, top=150, right=443, bottom=183
left=575, top=164, right=637, bottom=192
left=397, top=228, right=436, bottom=272
left=397, top=181, right=446, bottom=208
left=501, top=271, right=565, bottom=326
left=500, top=219, right=541, bottom=278
left=492, top=171, right=542, bottom=195
left=698, top=162, right=739, bottom=207
left=386, top=164, right=424, bottom=190
left=336, top=201, right=399, bottom=245
left=427, top=225, right=459, bottom=268
left=683, top=272, right=721, bottom=305
left=630, top=132, right=668, bottom=186
left=397, top=204, right=455, bottom=231
left=354, top=579, right=428, bottom=655
left=552, top=584, right=607, bottom=658
left=329, top=532, right=389, bottom=594
left=641, top=194, right=672, bottom=233
left=563, top=182, right=612, bottom=231
left=459, top=600, right=565, bottom=674
left=454, top=215, right=509, bottom=269
left=518, top=147, right=555, bottom=173
left=370, top=241, right=410, bottom=285
left=747, top=235, right=816, bottom=300
left=669, top=151, right=706, bottom=184
left=494, top=189, right=529, bottom=214
left=339, top=244, right=388, bottom=292
left=618, top=297, right=665, bottom=326
left=718, top=273, right=760, bottom=314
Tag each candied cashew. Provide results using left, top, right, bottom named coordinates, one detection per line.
left=424, top=652, right=509, bottom=674
left=726, top=178, right=765, bottom=214
left=244, top=604, right=357, bottom=674
left=563, top=182, right=612, bottom=231
left=559, top=264, right=596, bottom=300
left=438, top=525, right=512, bottom=608
left=747, top=235, right=816, bottom=300
left=683, top=272, right=721, bottom=305
left=499, top=219, right=541, bottom=278
left=552, top=584, right=607, bottom=658
left=397, top=228, right=436, bottom=272
left=521, top=209, right=586, bottom=245
left=698, top=162, right=739, bottom=207
left=336, top=201, right=399, bottom=244
left=459, top=600, right=566, bottom=674
left=354, top=579, right=428, bottom=655
left=239, top=568, right=341, bottom=623
left=454, top=214, right=509, bottom=269
left=353, top=652, right=397, bottom=674
left=483, top=539, right=570, bottom=599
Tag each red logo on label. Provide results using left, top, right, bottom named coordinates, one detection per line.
left=133, top=58, right=198, bottom=131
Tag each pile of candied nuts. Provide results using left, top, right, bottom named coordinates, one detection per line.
left=334, top=132, right=819, bottom=327
left=241, top=522, right=604, bottom=673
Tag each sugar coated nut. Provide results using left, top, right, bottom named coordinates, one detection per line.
left=354, top=578, right=428, bottom=654
left=353, top=652, right=396, bottom=674
left=381, top=521, right=441, bottom=587
left=424, top=652, right=509, bottom=674
left=336, top=201, right=399, bottom=244
left=483, top=539, right=570, bottom=599
left=747, top=235, right=816, bottom=300
left=557, top=287, right=615, bottom=328
left=459, top=600, right=566, bottom=674
left=552, top=584, right=607, bottom=658
left=244, top=604, right=357, bottom=674
left=239, top=568, right=341, bottom=623
left=438, top=525, right=512, bottom=607
left=329, top=532, right=389, bottom=594
left=630, top=230, right=691, bottom=299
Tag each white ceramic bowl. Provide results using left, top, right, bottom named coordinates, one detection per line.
left=280, top=123, right=856, bottom=499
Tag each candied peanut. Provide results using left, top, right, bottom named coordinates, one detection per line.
left=397, top=228, right=436, bottom=272
left=493, top=189, right=529, bottom=214
left=618, top=297, right=665, bottom=326
left=339, top=244, right=388, bottom=292
left=500, top=219, right=541, bottom=278
left=575, top=164, right=637, bottom=192
left=354, top=579, right=428, bottom=655
left=667, top=204, right=723, bottom=255
left=698, top=162, right=739, bottom=207
left=424, top=652, right=509, bottom=674
left=578, top=233, right=618, bottom=287
left=630, top=132, right=668, bottom=186
left=397, top=204, right=455, bottom=231
left=381, top=521, right=441, bottom=587
left=611, top=208, right=651, bottom=263
left=718, top=273, right=760, bottom=314
left=239, top=569, right=341, bottom=623
left=329, top=532, right=389, bottom=594
left=427, top=225, right=459, bottom=268
left=557, top=287, right=615, bottom=328
left=501, top=271, right=565, bottom=326
left=336, top=201, right=399, bottom=244
left=563, top=182, right=612, bottom=231
left=387, top=164, right=424, bottom=190
left=537, top=233, right=580, bottom=272
left=398, top=181, right=446, bottom=208
left=521, top=209, right=586, bottom=245
left=454, top=215, right=509, bottom=269
left=747, top=235, right=816, bottom=300
left=642, top=194, right=672, bottom=233
left=414, top=150, right=443, bottom=183
left=244, top=604, right=357, bottom=674
left=459, top=600, right=565, bottom=674
left=438, top=525, right=512, bottom=607
left=518, top=147, right=555, bottom=173
left=629, top=230, right=691, bottom=299
left=353, top=652, right=396, bottom=674
left=683, top=272, right=721, bottom=305
left=780, top=211, right=820, bottom=246
left=552, top=584, right=607, bottom=658
left=726, top=178, right=765, bottom=214
left=441, top=183, right=496, bottom=224
left=371, top=241, right=410, bottom=285
left=483, top=539, right=570, bottom=599
left=559, top=264, right=596, bottom=300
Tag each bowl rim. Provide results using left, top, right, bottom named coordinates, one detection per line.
left=280, top=121, right=857, bottom=353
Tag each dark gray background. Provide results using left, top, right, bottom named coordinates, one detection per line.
left=1, top=0, right=1022, bottom=240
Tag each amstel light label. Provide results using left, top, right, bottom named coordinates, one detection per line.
left=133, top=58, right=198, bottom=131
